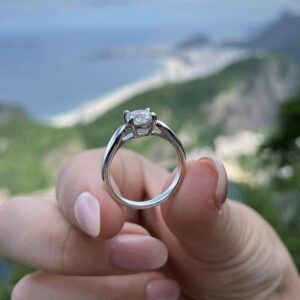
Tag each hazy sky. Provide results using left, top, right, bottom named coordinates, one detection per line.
left=1, top=0, right=299, bottom=11
left=0, top=0, right=299, bottom=40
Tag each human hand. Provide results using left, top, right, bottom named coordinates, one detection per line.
left=1, top=149, right=299, bottom=299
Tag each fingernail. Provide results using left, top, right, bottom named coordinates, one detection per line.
left=146, top=279, right=180, bottom=300
left=199, top=156, right=228, bottom=209
left=108, top=234, right=168, bottom=271
left=74, top=192, right=100, bottom=238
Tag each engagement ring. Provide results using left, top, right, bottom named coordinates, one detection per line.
left=101, top=108, right=186, bottom=209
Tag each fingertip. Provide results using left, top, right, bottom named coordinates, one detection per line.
left=74, top=192, right=100, bottom=238
left=163, top=158, right=219, bottom=214
left=56, top=151, right=126, bottom=241
left=108, top=234, right=168, bottom=271
left=61, top=185, right=125, bottom=240
left=146, top=278, right=180, bottom=300
left=160, top=158, right=228, bottom=246
left=200, top=156, right=228, bottom=209
left=73, top=188, right=127, bottom=240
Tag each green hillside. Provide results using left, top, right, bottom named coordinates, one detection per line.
left=79, top=56, right=268, bottom=150
left=0, top=116, right=83, bottom=195
left=0, top=55, right=300, bottom=299
left=0, top=55, right=296, bottom=196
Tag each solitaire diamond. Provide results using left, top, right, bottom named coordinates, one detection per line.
left=125, top=109, right=152, bottom=126
left=124, top=108, right=156, bottom=136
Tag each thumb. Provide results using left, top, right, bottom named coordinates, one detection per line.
left=160, top=158, right=298, bottom=298
left=161, top=157, right=234, bottom=261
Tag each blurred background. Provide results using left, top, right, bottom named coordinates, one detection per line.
left=0, top=1, right=300, bottom=298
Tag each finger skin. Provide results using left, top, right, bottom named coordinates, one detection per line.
left=8, top=147, right=299, bottom=299
left=146, top=158, right=300, bottom=299
left=56, top=149, right=125, bottom=240
left=11, top=272, right=179, bottom=300
left=160, top=159, right=231, bottom=260
left=56, top=149, right=300, bottom=298
left=56, top=149, right=169, bottom=238
left=0, top=196, right=167, bottom=276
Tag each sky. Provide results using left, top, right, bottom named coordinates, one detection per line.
left=0, top=0, right=299, bottom=40
left=0, top=0, right=299, bottom=12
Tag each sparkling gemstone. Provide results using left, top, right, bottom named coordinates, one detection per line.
left=136, top=128, right=149, bottom=135
left=128, top=109, right=152, bottom=126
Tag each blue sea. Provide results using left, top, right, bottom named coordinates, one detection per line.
left=0, top=2, right=282, bottom=119
left=0, top=29, right=165, bottom=119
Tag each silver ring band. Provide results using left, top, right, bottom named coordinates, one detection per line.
left=101, top=108, right=186, bottom=210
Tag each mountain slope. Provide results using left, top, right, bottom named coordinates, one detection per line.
left=79, top=56, right=299, bottom=153
left=0, top=117, right=83, bottom=196
left=225, top=12, right=300, bottom=64
left=0, top=55, right=298, bottom=196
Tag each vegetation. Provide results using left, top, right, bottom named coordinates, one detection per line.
left=0, top=56, right=274, bottom=195
left=78, top=56, right=267, bottom=150
left=0, top=116, right=83, bottom=195
left=0, top=262, right=33, bottom=299
left=242, top=94, right=300, bottom=268
left=0, top=56, right=299, bottom=298
left=262, top=95, right=300, bottom=165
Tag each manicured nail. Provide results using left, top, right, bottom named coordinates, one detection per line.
left=74, top=192, right=100, bottom=237
left=108, top=234, right=168, bottom=271
left=199, top=156, right=228, bottom=209
left=146, top=279, right=180, bottom=300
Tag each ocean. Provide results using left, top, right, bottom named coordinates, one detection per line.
left=0, top=2, right=212, bottom=120
left=0, top=1, right=277, bottom=120
left=0, top=29, right=165, bottom=119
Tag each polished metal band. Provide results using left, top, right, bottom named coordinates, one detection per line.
left=101, top=109, right=186, bottom=210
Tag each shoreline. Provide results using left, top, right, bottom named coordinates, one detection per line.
left=50, top=46, right=249, bottom=127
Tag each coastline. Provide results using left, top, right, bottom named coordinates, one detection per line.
left=50, top=46, right=249, bottom=127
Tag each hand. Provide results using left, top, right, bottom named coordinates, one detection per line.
left=1, top=149, right=299, bottom=299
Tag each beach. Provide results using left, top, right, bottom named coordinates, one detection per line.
left=50, top=46, right=249, bottom=127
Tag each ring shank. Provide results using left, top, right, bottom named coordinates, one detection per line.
left=101, top=120, right=186, bottom=209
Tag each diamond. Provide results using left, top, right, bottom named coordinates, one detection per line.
left=136, top=128, right=149, bottom=135
left=126, top=109, right=152, bottom=127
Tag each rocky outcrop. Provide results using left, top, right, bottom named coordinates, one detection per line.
left=208, top=58, right=300, bottom=133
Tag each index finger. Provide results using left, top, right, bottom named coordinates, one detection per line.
left=0, top=196, right=168, bottom=275
left=56, top=148, right=169, bottom=239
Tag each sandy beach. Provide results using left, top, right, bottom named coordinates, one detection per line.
left=50, top=46, right=249, bottom=127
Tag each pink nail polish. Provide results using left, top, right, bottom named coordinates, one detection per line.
left=108, top=234, right=168, bottom=271
left=146, top=279, right=180, bottom=300
left=199, top=156, right=228, bottom=209
left=74, top=192, right=100, bottom=237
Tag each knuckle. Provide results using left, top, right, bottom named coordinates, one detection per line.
left=56, top=149, right=103, bottom=200
left=59, top=148, right=104, bottom=173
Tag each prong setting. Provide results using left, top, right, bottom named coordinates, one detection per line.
left=124, top=108, right=157, bottom=137
left=150, top=112, right=157, bottom=133
left=123, top=110, right=130, bottom=122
